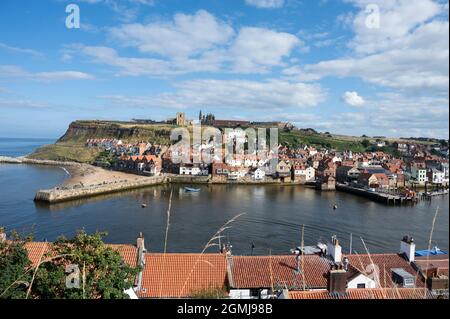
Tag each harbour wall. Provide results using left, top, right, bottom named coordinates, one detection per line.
left=0, top=156, right=81, bottom=167
left=35, top=176, right=167, bottom=203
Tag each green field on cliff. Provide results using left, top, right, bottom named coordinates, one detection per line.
left=27, top=142, right=103, bottom=163
left=28, top=120, right=175, bottom=163
left=27, top=120, right=436, bottom=163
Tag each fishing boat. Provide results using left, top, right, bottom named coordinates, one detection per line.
left=184, top=187, right=201, bottom=192
left=415, top=246, right=447, bottom=257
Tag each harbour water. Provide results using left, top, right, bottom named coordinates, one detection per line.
left=0, top=138, right=448, bottom=255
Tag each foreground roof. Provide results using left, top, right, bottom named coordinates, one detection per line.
left=288, top=288, right=433, bottom=299
left=347, top=253, right=424, bottom=288
left=138, top=253, right=228, bottom=298
left=23, top=242, right=51, bottom=267
left=106, top=244, right=138, bottom=268
left=228, top=253, right=425, bottom=290
left=228, top=255, right=332, bottom=289
left=23, top=242, right=137, bottom=268
left=414, top=255, right=449, bottom=277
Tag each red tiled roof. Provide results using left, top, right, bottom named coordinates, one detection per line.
left=138, top=253, right=228, bottom=298
left=23, top=242, right=51, bottom=267
left=288, top=288, right=432, bottom=299
left=24, top=242, right=137, bottom=268
left=347, top=254, right=424, bottom=288
left=229, top=255, right=332, bottom=289
left=105, top=244, right=137, bottom=267
left=414, top=256, right=449, bottom=278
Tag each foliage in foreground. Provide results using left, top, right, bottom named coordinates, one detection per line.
left=0, top=230, right=139, bottom=299
left=0, top=232, right=32, bottom=299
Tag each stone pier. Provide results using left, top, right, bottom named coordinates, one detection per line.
left=35, top=176, right=167, bottom=203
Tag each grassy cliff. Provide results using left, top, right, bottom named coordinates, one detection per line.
left=28, top=120, right=174, bottom=163
left=28, top=120, right=435, bottom=163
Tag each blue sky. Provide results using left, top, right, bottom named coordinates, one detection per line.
left=0, top=0, right=448, bottom=139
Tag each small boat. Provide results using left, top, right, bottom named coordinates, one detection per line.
left=141, top=204, right=147, bottom=208
left=333, top=204, right=338, bottom=210
left=184, top=187, right=201, bottom=192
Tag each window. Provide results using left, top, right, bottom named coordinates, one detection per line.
left=357, top=283, right=366, bottom=289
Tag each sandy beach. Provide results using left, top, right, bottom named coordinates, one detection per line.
left=63, top=164, right=150, bottom=187
left=0, top=156, right=150, bottom=188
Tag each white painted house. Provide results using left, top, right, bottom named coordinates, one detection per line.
left=347, top=273, right=377, bottom=289
left=294, top=166, right=315, bottom=182
left=251, top=168, right=266, bottom=181
left=428, top=169, right=445, bottom=184
left=179, top=165, right=208, bottom=176
left=411, top=166, right=428, bottom=184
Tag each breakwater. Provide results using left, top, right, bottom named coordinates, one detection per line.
left=35, top=176, right=167, bottom=203
left=0, top=155, right=81, bottom=167
left=34, top=175, right=311, bottom=203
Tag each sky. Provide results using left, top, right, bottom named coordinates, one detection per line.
left=0, top=0, right=448, bottom=139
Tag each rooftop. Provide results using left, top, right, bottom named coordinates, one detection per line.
left=138, top=253, right=228, bottom=298
left=288, top=288, right=432, bottom=299
left=228, top=255, right=332, bottom=289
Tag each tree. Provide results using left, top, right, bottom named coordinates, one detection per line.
left=361, top=139, right=371, bottom=148
left=0, top=232, right=32, bottom=299
left=30, top=230, right=139, bottom=299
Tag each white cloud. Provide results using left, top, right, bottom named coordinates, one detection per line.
left=0, top=65, right=94, bottom=82
left=342, top=91, right=365, bottom=106
left=77, top=45, right=222, bottom=76
left=99, top=79, right=326, bottom=110
left=110, top=10, right=234, bottom=58
left=230, top=27, right=301, bottom=72
left=282, top=0, right=449, bottom=138
left=74, top=0, right=155, bottom=22
left=0, top=42, right=44, bottom=58
left=322, top=93, right=449, bottom=138
left=345, top=0, right=443, bottom=54
left=284, top=2, right=449, bottom=94
left=77, top=11, right=303, bottom=75
left=0, top=99, right=50, bottom=108
left=245, top=0, right=284, bottom=8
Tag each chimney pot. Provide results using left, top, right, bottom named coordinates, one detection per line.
left=343, top=257, right=349, bottom=271
left=136, top=233, right=146, bottom=252
left=400, top=235, right=416, bottom=262
left=327, top=236, right=342, bottom=264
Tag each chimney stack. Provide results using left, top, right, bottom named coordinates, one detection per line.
left=137, top=232, right=145, bottom=252
left=134, top=232, right=146, bottom=291
left=327, top=268, right=347, bottom=294
left=400, top=235, right=415, bottom=262
left=327, top=236, right=342, bottom=264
